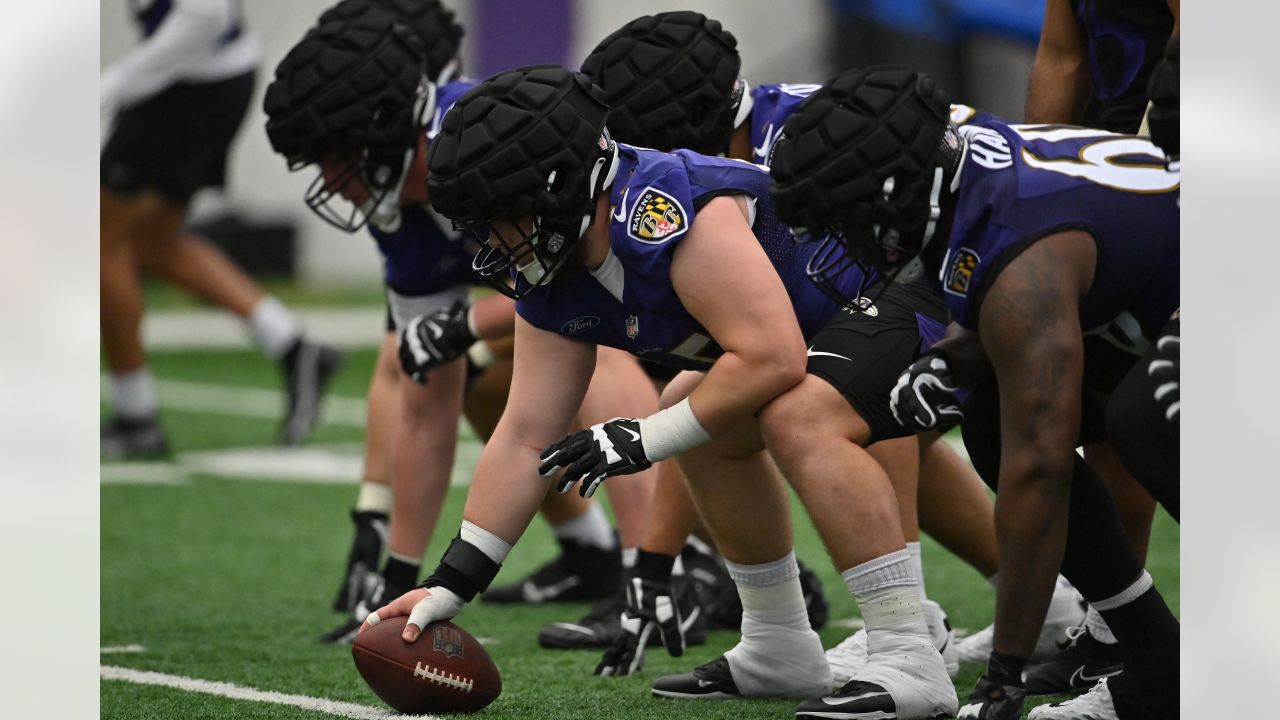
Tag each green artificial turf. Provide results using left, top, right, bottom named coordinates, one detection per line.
left=102, top=349, right=1179, bottom=720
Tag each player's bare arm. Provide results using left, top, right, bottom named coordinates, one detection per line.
left=978, top=230, right=1094, bottom=659
left=669, top=196, right=808, bottom=435
left=1025, top=0, right=1090, bottom=124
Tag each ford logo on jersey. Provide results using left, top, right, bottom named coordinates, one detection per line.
left=562, top=316, right=601, bottom=335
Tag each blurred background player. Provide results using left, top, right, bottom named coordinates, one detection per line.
left=264, top=1, right=657, bottom=643
left=580, top=9, right=1083, bottom=683
left=101, top=0, right=343, bottom=459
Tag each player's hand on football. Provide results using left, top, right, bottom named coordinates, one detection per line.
left=957, top=674, right=1025, bottom=720
left=1147, top=318, right=1179, bottom=423
left=890, top=351, right=963, bottom=432
left=595, top=551, right=685, bottom=677
left=538, top=418, right=652, bottom=498
left=360, top=586, right=465, bottom=643
left=397, top=300, right=476, bottom=384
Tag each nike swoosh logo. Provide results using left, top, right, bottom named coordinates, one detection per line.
left=619, top=425, right=641, bottom=443
left=753, top=123, right=775, bottom=160
left=807, top=347, right=853, bottom=362
left=680, top=606, right=700, bottom=633
left=612, top=188, right=630, bottom=222
left=521, top=575, right=581, bottom=602
left=697, top=679, right=717, bottom=688
left=1070, top=665, right=1122, bottom=687
left=822, top=691, right=888, bottom=705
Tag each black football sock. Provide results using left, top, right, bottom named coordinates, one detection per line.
left=382, top=555, right=420, bottom=595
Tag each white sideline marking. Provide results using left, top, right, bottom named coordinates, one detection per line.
left=144, top=307, right=386, bottom=350
left=101, top=665, right=422, bottom=720
left=100, top=463, right=190, bottom=485
left=101, top=645, right=147, bottom=654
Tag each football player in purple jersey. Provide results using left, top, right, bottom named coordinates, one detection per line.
left=364, top=65, right=961, bottom=720
left=770, top=66, right=1179, bottom=720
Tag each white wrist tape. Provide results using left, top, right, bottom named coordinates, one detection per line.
left=465, top=305, right=480, bottom=340
left=466, top=340, right=497, bottom=369
left=460, top=520, right=512, bottom=565
left=638, top=397, right=711, bottom=462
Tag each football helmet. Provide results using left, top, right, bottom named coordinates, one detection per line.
left=580, top=11, right=750, bottom=155
left=770, top=66, right=964, bottom=304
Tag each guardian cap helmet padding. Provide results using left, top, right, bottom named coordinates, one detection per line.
left=426, top=65, right=618, bottom=300
left=769, top=66, right=963, bottom=303
left=263, top=2, right=460, bottom=232
left=580, top=11, right=749, bottom=155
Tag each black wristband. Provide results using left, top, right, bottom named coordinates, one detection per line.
left=985, top=650, right=1027, bottom=687
left=634, top=549, right=676, bottom=583
left=419, top=535, right=501, bottom=602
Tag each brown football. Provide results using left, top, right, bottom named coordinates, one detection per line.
left=352, top=617, right=501, bottom=714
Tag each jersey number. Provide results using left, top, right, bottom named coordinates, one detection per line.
left=1011, top=126, right=1179, bottom=194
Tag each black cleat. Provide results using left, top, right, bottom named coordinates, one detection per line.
left=798, top=560, right=830, bottom=631
left=537, top=578, right=709, bottom=650
left=280, top=339, right=344, bottom=446
left=797, top=680, right=902, bottom=720
left=652, top=655, right=741, bottom=700
left=955, top=675, right=1026, bottom=720
left=482, top=538, right=622, bottom=604
left=1022, top=626, right=1124, bottom=695
left=101, top=416, right=171, bottom=461
left=331, top=510, right=388, bottom=613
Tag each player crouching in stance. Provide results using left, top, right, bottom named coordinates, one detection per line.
left=769, top=67, right=1180, bottom=720
left=363, top=65, right=958, bottom=720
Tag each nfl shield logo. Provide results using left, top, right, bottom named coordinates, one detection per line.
left=432, top=624, right=465, bottom=658
left=626, top=315, right=639, bottom=340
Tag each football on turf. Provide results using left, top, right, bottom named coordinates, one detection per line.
left=352, top=617, right=501, bottom=714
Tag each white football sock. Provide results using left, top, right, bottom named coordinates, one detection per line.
left=111, top=368, right=158, bottom=420
left=551, top=503, right=617, bottom=551
left=354, top=481, right=392, bottom=514
left=843, top=548, right=930, bottom=638
left=248, top=296, right=302, bottom=360
left=907, top=541, right=927, bottom=601
left=621, top=546, right=638, bottom=569
left=723, top=551, right=831, bottom=697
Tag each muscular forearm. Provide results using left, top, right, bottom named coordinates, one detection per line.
left=932, top=322, right=992, bottom=385
left=991, top=455, right=1073, bottom=658
left=688, top=350, right=804, bottom=436
left=1025, top=56, right=1090, bottom=124
left=460, top=433, right=553, bottom=546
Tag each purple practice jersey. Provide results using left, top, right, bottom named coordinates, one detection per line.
left=514, top=145, right=862, bottom=371
left=939, top=117, right=1179, bottom=345
left=369, top=80, right=481, bottom=296
left=748, top=82, right=998, bottom=166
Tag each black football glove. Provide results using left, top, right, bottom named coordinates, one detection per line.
left=890, top=350, right=963, bottom=432
left=595, top=550, right=684, bottom=677
left=397, top=300, right=475, bottom=384
left=957, top=675, right=1026, bottom=720
left=538, top=418, right=652, bottom=498
left=1147, top=316, right=1179, bottom=423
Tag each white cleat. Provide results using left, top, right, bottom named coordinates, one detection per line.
left=1027, top=677, right=1119, bottom=720
left=955, top=578, right=1088, bottom=665
left=827, top=600, right=958, bottom=687
left=801, top=631, right=958, bottom=719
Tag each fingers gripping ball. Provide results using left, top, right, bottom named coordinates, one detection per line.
left=353, top=616, right=501, bottom=714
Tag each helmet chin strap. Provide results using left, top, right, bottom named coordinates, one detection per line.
left=517, top=140, right=621, bottom=287
left=893, top=165, right=944, bottom=285
left=731, top=76, right=754, bottom=129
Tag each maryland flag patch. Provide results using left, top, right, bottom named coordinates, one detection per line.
left=627, top=187, right=688, bottom=243
left=945, top=248, right=980, bottom=297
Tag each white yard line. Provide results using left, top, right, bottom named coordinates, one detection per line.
left=101, top=665, right=423, bottom=720
left=100, top=645, right=147, bottom=654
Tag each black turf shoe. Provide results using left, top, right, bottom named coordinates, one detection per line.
left=797, top=680, right=903, bottom=720
left=101, top=415, right=171, bottom=461
left=481, top=538, right=622, bottom=604
left=652, top=656, right=741, bottom=700
left=537, top=577, right=710, bottom=650
left=280, top=339, right=344, bottom=446
left=799, top=560, right=830, bottom=631
left=955, top=675, right=1027, bottom=720
left=1022, top=626, right=1124, bottom=695
left=331, top=510, right=388, bottom=613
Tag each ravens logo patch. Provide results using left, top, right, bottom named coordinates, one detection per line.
left=627, top=187, right=688, bottom=243
left=945, top=249, right=980, bottom=297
